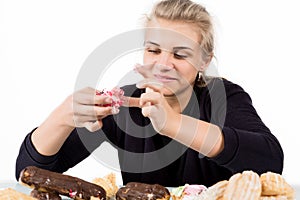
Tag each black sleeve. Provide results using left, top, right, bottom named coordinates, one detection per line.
left=207, top=79, right=284, bottom=175
left=15, top=86, right=135, bottom=181
left=15, top=127, right=105, bottom=180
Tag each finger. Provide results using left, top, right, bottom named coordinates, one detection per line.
left=73, top=92, right=112, bottom=105
left=141, top=105, right=152, bottom=117
left=78, top=87, right=97, bottom=95
left=145, top=87, right=153, bottom=106
left=94, top=106, right=115, bottom=116
left=73, top=112, right=110, bottom=127
left=136, top=78, right=164, bottom=92
left=140, top=92, right=161, bottom=107
left=94, top=95, right=112, bottom=105
left=73, top=87, right=97, bottom=102
left=84, top=121, right=102, bottom=132
left=73, top=104, right=113, bottom=116
left=122, top=96, right=140, bottom=107
left=134, top=63, right=154, bottom=78
left=73, top=115, right=98, bottom=124
left=146, top=87, right=153, bottom=93
left=73, top=109, right=113, bottom=124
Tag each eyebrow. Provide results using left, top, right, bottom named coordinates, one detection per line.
left=144, top=41, right=160, bottom=46
left=144, top=40, right=194, bottom=51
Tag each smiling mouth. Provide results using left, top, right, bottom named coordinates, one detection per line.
left=154, top=74, right=177, bottom=83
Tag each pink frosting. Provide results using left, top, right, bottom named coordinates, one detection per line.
left=183, top=184, right=207, bottom=195
left=96, top=87, right=125, bottom=108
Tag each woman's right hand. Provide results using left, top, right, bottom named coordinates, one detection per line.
left=60, top=87, right=118, bottom=132
left=31, top=87, right=116, bottom=156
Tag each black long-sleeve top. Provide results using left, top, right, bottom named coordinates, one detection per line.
left=15, top=78, right=284, bottom=187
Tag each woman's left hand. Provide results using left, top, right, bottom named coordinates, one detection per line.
left=135, top=62, right=179, bottom=134
left=137, top=81, right=178, bottom=134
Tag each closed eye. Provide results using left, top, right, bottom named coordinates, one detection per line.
left=174, top=53, right=188, bottom=59
left=147, top=48, right=161, bottom=54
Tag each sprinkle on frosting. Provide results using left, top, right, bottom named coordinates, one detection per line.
left=96, top=87, right=125, bottom=109
left=69, top=189, right=77, bottom=198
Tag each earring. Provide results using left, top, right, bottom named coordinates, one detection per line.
left=198, top=71, right=203, bottom=81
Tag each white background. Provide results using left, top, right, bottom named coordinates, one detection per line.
left=1, top=0, right=299, bottom=186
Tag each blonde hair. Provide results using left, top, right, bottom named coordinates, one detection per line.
left=146, top=0, right=215, bottom=86
left=147, top=0, right=214, bottom=62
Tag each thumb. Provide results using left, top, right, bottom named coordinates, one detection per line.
left=84, top=121, right=102, bottom=132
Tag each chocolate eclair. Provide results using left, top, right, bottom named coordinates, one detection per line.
left=30, top=189, right=61, bottom=200
left=116, top=182, right=170, bottom=200
left=19, top=166, right=106, bottom=200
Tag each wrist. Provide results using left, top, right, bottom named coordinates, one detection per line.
left=32, top=106, right=74, bottom=156
left=54, top=97, right=75, bottom=130
left=160, top=112, right=181, bottom=137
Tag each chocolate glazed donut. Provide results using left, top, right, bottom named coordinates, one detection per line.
left=116, top=182, right=170, bottom=200
left=19, top=166, right=106, bottom=200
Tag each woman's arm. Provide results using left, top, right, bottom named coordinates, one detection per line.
left=140, top=79, right=283, bottom=174
left=161, top=113, right=224, bottom=157
left=207, top=80, right=284, bottom=174
left=31, top=87, right=115, bottom=156
left=15, top=128, right=90, bottom=180
left=15, top=87, right=117, bottom=180
left=30, top=103, right=75, bottom=156
left=138, top=83, right=224, bottom=157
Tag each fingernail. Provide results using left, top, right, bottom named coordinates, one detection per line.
left=146, top=87, right=153, bottom=93
left=136, top=83, right=141, bottom=88
left=136, top=79, right=146, bottom=88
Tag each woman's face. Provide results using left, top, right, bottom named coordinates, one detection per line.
left=143, top=18, right=206, bottom=96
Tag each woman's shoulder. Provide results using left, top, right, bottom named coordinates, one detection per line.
left=196, top=77, right=251, bottom=102
left=195, top=77, right=254, bottom=113
left=206, top=77, right=247, bottom=94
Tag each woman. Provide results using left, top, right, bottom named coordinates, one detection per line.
left=16, top=0, right=283, bottom=187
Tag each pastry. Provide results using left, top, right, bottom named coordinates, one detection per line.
left=171, top=185, right=186, bottom=200
left=19, top=166, right=106, bottom=200
left=223, top=170, right=261, bottom=200
left=171, top=184, right=207, bottom=200
left=116, top=182, right=170, bottom=200
left=30, top=189, right=61, bottom=200
left=0, top=188, right=37, bottom=200
left=260, top=172, right=286, bottom=196
left=198, top=180, right=228, bottom=200
left=260, top=196, right=288, bottom=200
left=282, top=181, right=295, bottom=200
left=93, top=173, right=119, bottom=199
left=96, top=87, right=125, bottom=111
left=260, top=171, right=295, bottom=200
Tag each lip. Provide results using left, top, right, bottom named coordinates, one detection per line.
left=154, top=74, right=177, bottom=83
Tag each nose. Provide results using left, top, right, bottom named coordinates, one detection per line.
left=155, top=50, right=174, bottom=71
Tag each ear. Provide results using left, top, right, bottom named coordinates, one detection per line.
left=199, top=54, right=213, bottom=72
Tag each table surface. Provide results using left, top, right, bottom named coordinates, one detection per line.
left=1, top=181, right=299, bottom=199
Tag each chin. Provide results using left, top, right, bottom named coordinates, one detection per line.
left=162, top=87, right=176, bottom=96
